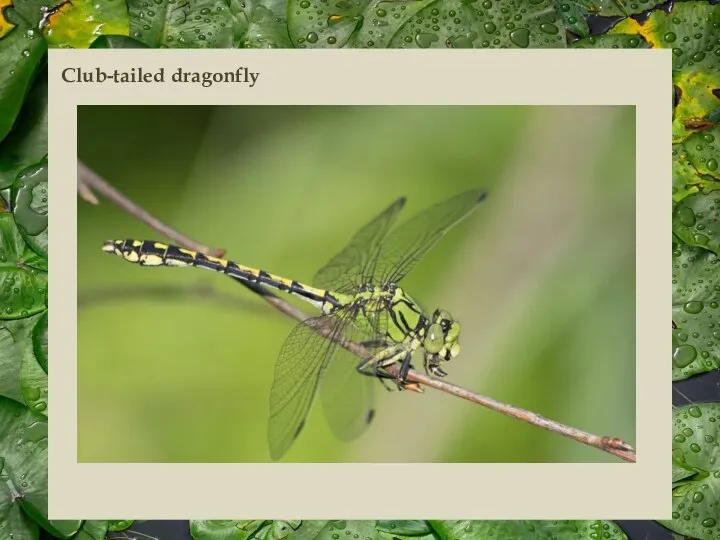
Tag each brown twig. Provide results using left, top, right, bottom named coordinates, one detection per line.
left=397, top=367, right=635, bottom=462
left=77, top=160, right=224, bottom=257
left=79, top=166, right=637, bottom=463
left=323, top=324, right=636, bottom=463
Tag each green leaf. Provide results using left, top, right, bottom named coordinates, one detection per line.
left=236, top=0, right=293, bottom=48
left=0, top=462, right=39, bottom=540
left=309, top=522, right=376, bottom=540
left=0, top=69, right=47, bottom=190
left=672, top=142, right=720, bottom=203
left=673, top=191, right=720, bottom=255
left=288, top=0, right=568, bottom=49
left=672, top=243, right=720, bottom=380
left=89, top=34, right=149, bottom=48
left=0, top=397, right=47, bottom=539
left=190, top=520, right=269, bottom=540
left=190, top=521, right=375, bottom=540
left=0, top=310, right=45, bottom=411
left=0, top=9, right=47, bottom=143
left=673, top=454, right=698, bottom=484
left=107, top=520, right=135, bottom=532
left=0, top=314, right=39, bottom=402
left=660, top=403, right=720, bottom=539
left=585, top=0, right=666, bottom=17
left=41, top=519, right=82, bottom=539
left=680, top=126, right=720, bottom=182
left=41, top=0, right=130, bottom=48
left=126, top=0, right=237, bottom=48
left=254, top=521, right=304, bottom=540
left=276, top=521, right=329, bottom=540
left=375, top=521, right=432, bottom=536
left=427, top=520, right=628, bottom=539
left=552, top=0, right=590, bottom=38
left=0, top=213, right=47, bottom=320
left=72, top=520, right=109, bottom=540
left=672, top=67, right=720, bottom=143
left=31, top=310, right=47, bottom=374
left=12, top=160, right=47, bottom=258
left=571, top=33, right=650, bottom=49
left=608, top=2, right=720, bottom=142
left=20, top=325, right=47, bottom=416
left=12, top=0, right=70, bottom=28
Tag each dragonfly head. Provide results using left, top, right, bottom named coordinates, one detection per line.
left=423, top=309, right=461, bottom=377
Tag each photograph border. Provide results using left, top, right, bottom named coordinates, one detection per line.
left=49, top=48, right=670, bottom=519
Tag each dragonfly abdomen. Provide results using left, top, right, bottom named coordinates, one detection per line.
left=102, top=240, right=334, bottom=309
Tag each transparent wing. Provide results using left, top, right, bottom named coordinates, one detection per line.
left=319, top=312, right=387, bottom=442
left=313, top=197, right=406, bottom=294
left=267, top=312, right=352, bottom=460
left=368, top=189, right=487, bottom=286
left=320, top=346, right=376, bottom=442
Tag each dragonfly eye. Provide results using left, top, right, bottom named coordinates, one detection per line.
left=446, top=320, right=460, bottom=342
left=424, top=323, right=444, bottom=354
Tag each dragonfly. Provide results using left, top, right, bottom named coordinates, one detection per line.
left=102, top=188, right=487, bottom=460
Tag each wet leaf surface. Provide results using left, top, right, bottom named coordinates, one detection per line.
left=663, top=403, right=720, bottom=539
left=0, top=213, right=47, bottom=320
left=107, top=519, right=135, bottom=531
left=672, top=242, right=720, bottom=380
left=0, top=311, right=43, bottom=403
left=287, top=0, right=568, bottom=49
left=41, top=0, right=130, bottom=48
left=127, top=0, right=237, bottom=48
left=0, top=70, right=47, bottom=190
left=0, top=8, right=47, bottom=142
left=673, top=190, right=720, bottom=256
left=89, top=34, right=149, bottom=47
left=608, top=2, right=720, bottom=142
left=235, top=0, right=292, bottom=48
left=672, top=128, right=720, bottom=203
left=73, top=520, right=109, bottom=540
left=12, top=159, right=47, bottom=258
left=0, top=397, right=47, bottom=539
left=571, top=32, right=649, bottom=48
left=189, top=520, right=630, bottom=540
left=427, top=521, right=628, bottom=539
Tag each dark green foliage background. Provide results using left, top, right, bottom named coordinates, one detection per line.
left=0, top=0, right=719, bottom=539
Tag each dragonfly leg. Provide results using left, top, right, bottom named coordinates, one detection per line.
left=425, top=354, right=448, bottom=378
left=376, top=370, right=397, bottom=392
left=357, top=344, right=404, bottom=373
left=397, top=351, right=413, bottom=386
left=358, top=346, right=422, bottom=391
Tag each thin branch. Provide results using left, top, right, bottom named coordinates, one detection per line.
left=77, top=160, right=224, bottom=257
left=394, top=366, right=636, bottom=462
left=323, top=323, right=636, bottom=463
left=80, top=166, right=637, bottom=463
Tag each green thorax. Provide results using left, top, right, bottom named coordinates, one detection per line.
left=324, top=284, right=428, bottom=345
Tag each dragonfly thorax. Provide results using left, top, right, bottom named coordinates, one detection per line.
left=353, top=283, right=397, bottom=310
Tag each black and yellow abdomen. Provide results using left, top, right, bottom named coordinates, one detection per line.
left=102, top=240, right=340, bottom=310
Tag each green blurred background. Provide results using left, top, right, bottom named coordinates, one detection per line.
left=77, top=105, right=636, bottom=463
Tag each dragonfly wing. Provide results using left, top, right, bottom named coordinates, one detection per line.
left=319, top=319, right=382, bottom=442
left=268, top=313, right=349, bottom=460
left=370, top=188, right=487, bottom=286
left=313, top=197, right=406, bottom=294
left=320, top=346, right=376, bottom=442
